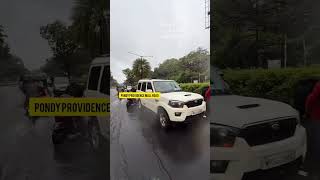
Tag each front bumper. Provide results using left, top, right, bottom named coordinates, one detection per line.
left=211, top=125, right=307, bottom=180
left=165, top=101, right=206, bottom=122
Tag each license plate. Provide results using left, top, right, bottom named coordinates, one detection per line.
left=263, top=151, right=295, bottom=169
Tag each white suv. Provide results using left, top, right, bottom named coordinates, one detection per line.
left=84, top=54, right=110, bottom=149
left=137, top=79, right=206, bottom=129
left=210, top=68, right=307, bottom=180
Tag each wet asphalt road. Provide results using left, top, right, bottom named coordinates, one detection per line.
left=0, top=85, right=109, bottom=180
left=110, top=89, right=210, bottom=180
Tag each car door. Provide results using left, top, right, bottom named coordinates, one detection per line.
left=145, top=82, right=157, bottom=112
left=140, top=82, right=147, bottom=106
left=85, top=65, right=108, bottom=138
left=97, top=65, right=110, bottom=138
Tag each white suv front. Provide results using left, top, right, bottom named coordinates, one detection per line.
left=210, top=70, right=307, bottom=180
left=137, top=79, right=206, bottom=128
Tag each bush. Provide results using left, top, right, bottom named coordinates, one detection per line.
left=223, top=67, right=320, bottom=105
left=180, top=82, right=209, bottom=95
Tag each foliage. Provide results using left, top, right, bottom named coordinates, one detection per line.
left=180, top=83, right=209, bottom=95
left=152, top=48, right=210, bottom=83
left=132, top=58, right=151, bottom=80
left=71, top=0, right=108, bottom=57
left=212, top=0, right=318, bottom=68
left=40, top=21, right=79, bottom=78
left=0, top=25, right=27, bottom=81
left=110, top=73, right=118, bottom=87
left=223, top=67, right=320, bottom=104
left=122, top=68, right=136, bottom=86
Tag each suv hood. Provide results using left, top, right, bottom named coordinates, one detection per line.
left=210, top=95, right=298, bottom=128
left=160, top=91, right=203, bottom=102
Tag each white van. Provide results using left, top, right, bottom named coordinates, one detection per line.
left=84, top=54, right=110, bottom=149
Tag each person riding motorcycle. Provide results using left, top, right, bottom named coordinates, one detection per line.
left=126, top=86, right=137, bottom=108
left=52, top=83, right=84, bottom=145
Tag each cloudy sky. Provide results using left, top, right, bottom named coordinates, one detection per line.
left=0, top=0, right=73, bottom=70
left=111, top=0, right=210, bottom=83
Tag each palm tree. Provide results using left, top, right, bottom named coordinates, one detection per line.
left=71, top=0, right=109, bottom=57
left=132, top=58, right=151, bottom=80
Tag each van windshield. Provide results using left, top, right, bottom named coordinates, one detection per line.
left=153, top=81, right=182, bottom=93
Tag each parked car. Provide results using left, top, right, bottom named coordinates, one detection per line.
left=53, top=76, right=69, bottom=96
left=137, top=79, right=206, bottom=129
left=210, top=68, right=307, bottom=180
left=83, top=54, right=110, bottom=149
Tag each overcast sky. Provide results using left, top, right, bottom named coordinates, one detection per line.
left=111, top=0, right=210, bottom=83
left=0, top=0, right=73, bottom=70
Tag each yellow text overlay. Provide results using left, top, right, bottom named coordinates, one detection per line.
left=28, top=98, right=110, bottom=116
left=119, top=92, right=160, bottom=99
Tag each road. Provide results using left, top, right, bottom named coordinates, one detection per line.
left=110, top=89, right=209, bottom=180
left=0, top=85, right=109, bottom=180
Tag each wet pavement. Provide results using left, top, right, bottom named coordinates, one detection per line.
left=0, top=85, right=109, bottom=180
left=110, top=89, right=210, bottom=180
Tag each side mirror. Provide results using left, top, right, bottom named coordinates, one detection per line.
left=146, top=89, right=153, bottom=93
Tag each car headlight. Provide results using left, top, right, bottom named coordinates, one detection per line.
left=168, top=100, right=185, bottom=108
left=211, top=124, right=240, bottom=147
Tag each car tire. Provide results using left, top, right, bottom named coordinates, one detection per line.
left=88, top=118, right=102, bottom=150
left=158, top=108, right=171, bottom=130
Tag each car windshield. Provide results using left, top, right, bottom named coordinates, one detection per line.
left=153, top=81, right=182, bottom=93
left=212, top=69, right=231, bottom=95
left=55, top=77, right=69, bottom=84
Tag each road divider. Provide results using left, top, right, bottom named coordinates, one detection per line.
left=28, top=97, right=110, bottom=116
left=119, top=92, right=160, bottom=99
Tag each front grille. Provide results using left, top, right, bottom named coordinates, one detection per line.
left=240, top=118, right=297, bottom=146
left=185, top=99, right=203, bottom=108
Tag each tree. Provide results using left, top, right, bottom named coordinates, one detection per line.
left=152, top=58, right=181, bottom=79
left=0, top=25, right=6, bottom=46
left=71, top=0, right=109, bottom=57
left=122, top=68, right=136, bottom=86
left=132, top=58, right=151, bottom=80
left=212, top=0, right=313, bottom=68
left=110, top=73, right=118, bottom=87
left=40, top=21, right=78, bottom=78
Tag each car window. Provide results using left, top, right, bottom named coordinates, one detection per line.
left=147, top=82, right=153, bottom=91
left=100, top=65, right=110, bottom=95
left=138, top=83, right=141, bottom=90
left=141, top=82, right=146, bottom=92
left=88, top=66, right=101, bottom=90
left=153, top=81, right=181, bottom=93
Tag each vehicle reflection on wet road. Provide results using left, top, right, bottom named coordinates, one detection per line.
left=110, top=89, right=209, bottom=180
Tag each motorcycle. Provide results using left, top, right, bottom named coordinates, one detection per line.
left=52, top=116, right=83, bottom=145
left=126, top=98, right=138, bottom=108
left=51, top=90, right=85, bottom=145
